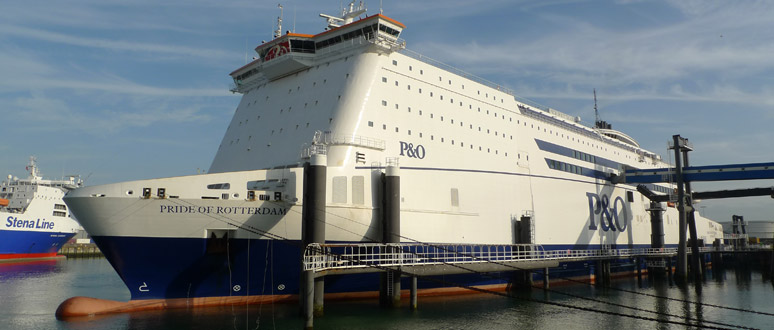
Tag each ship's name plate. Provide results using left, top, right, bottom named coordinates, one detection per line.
left=159, top=205, right=288, bottom=216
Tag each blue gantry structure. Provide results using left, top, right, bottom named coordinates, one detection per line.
left=620, top=161, right=774, bottom=184
left=614, top=135, right=774, bottom=284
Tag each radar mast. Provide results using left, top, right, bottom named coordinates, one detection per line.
left=320, top=1, right=366, bottom=30
left=594, top=89, right=611, bottom=129
left=274, top=4, right=284, bottom=39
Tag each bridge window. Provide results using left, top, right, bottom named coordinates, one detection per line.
left=289, top=39, right=315, bottom=54
left=378, top=24, right=400, bottom=37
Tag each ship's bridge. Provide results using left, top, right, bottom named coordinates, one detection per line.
left=597, top=128, right=640, bottom=148
left=230, top=10, right=405, bottom=92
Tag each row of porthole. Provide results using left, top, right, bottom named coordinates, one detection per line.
left=380, top=100, right=513, bottom=132
left=374, top=101, right=632, bottom=165
left=369, top=116, right=513, bottom=141
left=367, top=121, right=511, bottom=156
left=389, top=61, right=506, bottom=103
left=376, top=94, right=625, bottom=157
left=382, top=77, right=508, bottom=119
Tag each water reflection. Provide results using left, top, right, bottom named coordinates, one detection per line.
left=1, top=257, right=773, bottom=330
left=0, top=259, right=64, bottom=279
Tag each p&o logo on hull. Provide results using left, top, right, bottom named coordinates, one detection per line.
left=399, top=141, right=426, bottom=159
left=586, top=192, right=629, bottom=232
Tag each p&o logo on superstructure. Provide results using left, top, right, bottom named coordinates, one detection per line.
left=586, top=192, right=629, bottom=232
left=399, top=141, right=426, bottom=159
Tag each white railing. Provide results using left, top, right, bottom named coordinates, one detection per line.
left=303, top=243, right=694, bottom=273
left=323, top=133, right=385, bottom=150
left=303, top=243, right=769, bottom=273
left=304, top=243, right=542, bottom=271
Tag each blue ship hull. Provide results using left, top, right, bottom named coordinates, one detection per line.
left=94, top=235, right=666, bottom=301
left=0, top=229, right=76, bottom=260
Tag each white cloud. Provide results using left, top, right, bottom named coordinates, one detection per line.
left=6, top=92, right=225, bottom=135
left=1, top=24, right=235, bottom=61
left=407, top=1, right=774, bottom=113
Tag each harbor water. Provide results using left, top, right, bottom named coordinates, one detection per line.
left=1, top=257, right=773, bottom=329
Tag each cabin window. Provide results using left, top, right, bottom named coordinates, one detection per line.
left=207, top=183, right=231, bottom=190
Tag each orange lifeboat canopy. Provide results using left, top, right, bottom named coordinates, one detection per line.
left=0, top=198, right=9, bottom=207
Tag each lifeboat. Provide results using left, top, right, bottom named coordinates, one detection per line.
left=0, top=198, right=8, bottom=207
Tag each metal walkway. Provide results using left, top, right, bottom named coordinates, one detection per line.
left=620, top=161, right=774, bottom=184
left=302, top=243, right=700, bottom=276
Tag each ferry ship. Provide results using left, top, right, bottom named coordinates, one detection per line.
left=1, top=157, right=81, bottom=261
left=63, top=2, right=723, bottom=307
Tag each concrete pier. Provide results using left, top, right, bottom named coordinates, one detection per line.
left=59, top=243, right=102, bottom=258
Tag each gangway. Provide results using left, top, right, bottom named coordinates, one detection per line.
left=618, top=161, right=774, bottom=184
left=303, top=243, right=684, bottom=275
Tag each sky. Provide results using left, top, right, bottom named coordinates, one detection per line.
left=1, top=0, right=773, bottom=223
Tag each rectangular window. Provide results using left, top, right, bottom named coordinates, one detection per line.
left=332, top=176, right=347, bottom=203
left=352, top=176, right=364, bottom=205
left=451, top=188, right=459, bottom=207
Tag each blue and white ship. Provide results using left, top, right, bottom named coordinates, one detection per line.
left=1, top=157, right=81, bottom=261
left=63, top=2, right=723, bottom=311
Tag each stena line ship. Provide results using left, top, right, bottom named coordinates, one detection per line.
left=1, top=157, right=80, bottom=261
left=63, top=2, right=723, bottom=308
